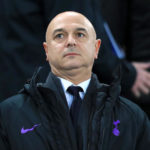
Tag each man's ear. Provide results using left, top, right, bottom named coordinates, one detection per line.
left=94, top=39, right=101, bottom=59
left=43, top=42, right=49, bottom=61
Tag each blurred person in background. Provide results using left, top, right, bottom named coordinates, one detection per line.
left=101, top=0, right=150, bottom=116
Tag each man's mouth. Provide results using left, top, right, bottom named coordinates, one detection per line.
left=64, top=53, right=80, bottom=57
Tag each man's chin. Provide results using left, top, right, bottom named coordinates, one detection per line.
left=63, top=64, right=82, bottom=70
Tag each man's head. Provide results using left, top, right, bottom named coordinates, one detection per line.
left=43, top=11, right=101, bottom=79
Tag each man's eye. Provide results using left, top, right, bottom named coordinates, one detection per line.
left=77, top=33, right=85, bottom=38
left=55, top=34, right=64, bottom=39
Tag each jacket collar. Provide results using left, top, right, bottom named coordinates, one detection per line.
left=21, top=66, right=121, bottom=110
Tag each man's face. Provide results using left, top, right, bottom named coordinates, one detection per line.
left=43, top=12, right=101, bottom=73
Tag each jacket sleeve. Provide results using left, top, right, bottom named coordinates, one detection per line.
left=120, top=59, right=136, bottom=95
left=0, top=105, right=10, bottom=150
left=135, top=111, right=150, bottom=149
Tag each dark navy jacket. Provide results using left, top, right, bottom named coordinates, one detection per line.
left=0, top=68, right=150, bottom=150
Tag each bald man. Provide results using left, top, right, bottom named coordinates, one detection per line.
left=0, top=11, right=150, bottom=150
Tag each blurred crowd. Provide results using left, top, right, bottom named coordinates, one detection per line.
left=0, top=0, right=150, bottom=116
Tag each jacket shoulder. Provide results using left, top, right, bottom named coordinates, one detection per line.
left=118, top=96, right=148, bottom=121
left=0, top=93, right=29, bottom=111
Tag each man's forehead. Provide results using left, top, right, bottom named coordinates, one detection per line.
left=50, top=15, right=90, bottom=31
left=51, top=21, right=89, bottom=34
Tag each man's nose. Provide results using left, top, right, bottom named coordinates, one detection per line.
left=66, top=35, right=76, bottom=47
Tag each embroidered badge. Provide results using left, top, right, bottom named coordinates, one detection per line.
left=112, top=120, right=120, bottom=136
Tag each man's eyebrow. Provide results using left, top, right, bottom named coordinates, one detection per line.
left=76, top=28, right=87, bottom=33
left=53, top=28, right=65, bottom=36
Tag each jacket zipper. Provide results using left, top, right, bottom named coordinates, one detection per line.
left=88, top=105, right=104, bottom=150
left=100, top=128, right=105, bottom=149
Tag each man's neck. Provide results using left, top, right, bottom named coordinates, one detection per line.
left=51, top=67, right=92, bottom=85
